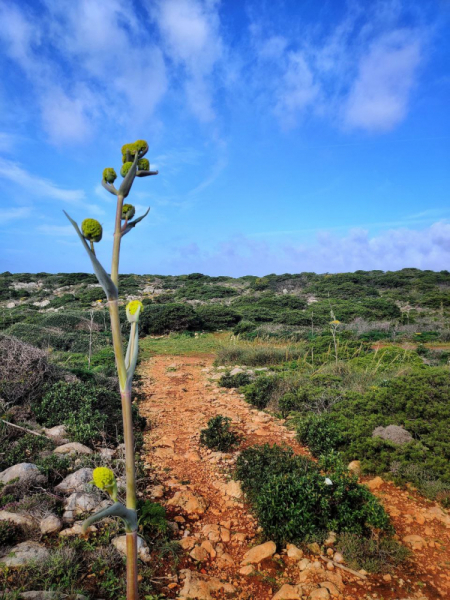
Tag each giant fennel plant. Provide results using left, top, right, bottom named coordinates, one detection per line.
left=64, top=140, right=157, bottom=600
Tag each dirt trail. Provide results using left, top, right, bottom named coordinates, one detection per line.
left=139, top=354, right=450, bottom=600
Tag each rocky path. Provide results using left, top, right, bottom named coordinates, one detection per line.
left=139, top=354, right=450, bottom=600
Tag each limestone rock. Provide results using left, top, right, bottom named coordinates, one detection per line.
left=324, top=532, right=337, bottom=547
left=190, top=545, right=209, bottom=562
left=59, top=521, right=97, bottom=536
left=240, top=565, right=254, bottom=576
left=201, top=540, right=217, bottom=558
left=403, top=534, right=426, bottom=550
left=241, top=540, right=276, bottom=565
left=167, top=491, right=207, bottom=515
left=347, top=461, right=361, bottom=476
left=55, top=468, right=93, bottom=494
left=0, top=541, right=49, bottom=567
left=216, top=552, right=234, bottom=567
left=62, top=492, right=109, bottom=523
left=43, top=425, right=69, bottom=444
left=40, top=514, right=63, bottom=534
left=202, top=524, right=221, bottom=542
left=213, top=480, right=243, bottom=499
left=310, top=589, right=329, bottom=600
left=286, top=543, right=303, bottom=560
left=366, top=476, right=384, bottom=490
left=0, top=510, right=34, bottom=527
left=0, top=463, right=46, bottom=486
left=178, top=569, right=235, bottom=599
left=333, top=552, right=343, bottom=563
left=179, top=536, right=196, bottom=550
left=372, top=425, right=413, bottom=445
left=307, top=542, right=321, bottom=555
left=148, top=484, right=164, bottom=499
left=272, top=584, right=303, bottom=600
left=99, top=447, right=115, bottom=459
left=112, top=535, right=151, bottom=562
left=54, top=442, right=93, bottom=455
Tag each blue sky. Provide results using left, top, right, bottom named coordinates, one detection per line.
left=0, top=0, right=449, bottom=276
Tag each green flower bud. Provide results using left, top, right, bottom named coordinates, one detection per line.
left=102, top=168, right=117, bottom=184
left=122, top=204, right=135, bottom=220
left=138, top=158, right=149, bottom=171
left=120, top=162, right=133, bottom=177
left=121, top=140, right=149, bottom=163
left=81, top=218, right=103, bottom=243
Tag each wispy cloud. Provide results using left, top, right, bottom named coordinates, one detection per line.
left=0, top=158, right=86, bottom=203
left=3, top=206, right=33, bottom=222
left=162, top=221, right=450, bottom=276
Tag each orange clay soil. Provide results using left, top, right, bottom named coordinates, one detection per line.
left=139, top=354, right=450, bottom=600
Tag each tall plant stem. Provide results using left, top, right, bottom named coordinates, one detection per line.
left=108, top=192, right=138, bottom=600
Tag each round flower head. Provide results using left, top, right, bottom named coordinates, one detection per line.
left=102, top=168, right=117, bottom=184
left=121, top=140, right=149, bottom=162
left=126, top=300, right=143, bottom=323
left=138, top=158, right=149, bottom=171
left=92, top=467, right=117, bottom=501
left=120, top=162, right=133, bottom=177
left=122, top=204, right=135, bottom=220
left=81, top=219, right=103, bottom=243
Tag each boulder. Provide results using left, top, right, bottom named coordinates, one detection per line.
left=0, top=463, right=46, bottom=486
left=62, top=492, right=109, bottom=523
left=286, top=544, right=303, bottom=560
left=347, top=461, right=361, bottom=476
left=40, top=514, right=63, bottom=534
left=372, top=425, right=413, bottom=445
left=43, top=425, right=69, bottom=444
left=0, top=510, right=34, bottom=527
left=241, top=541, right=276, bottom=565
left=190, top=545, right=210, bottom=562
left=272, top=584, right=303, bottom=600
left=59, top=521, right=97, bottom=537
left=54, top=443, right=93, bottom=455
left=167, top=491, right=207, bottom=515
left=178, top=569, right=235, bottom=599
left=55, top=468, right=93, bottom=494
left=366, top=476, right=384, bottom=490
left=213, top=480, right=243, bottom=499
left=0, top=541, right=49, bottom=567
left=112, top=535, right=150, bottom=562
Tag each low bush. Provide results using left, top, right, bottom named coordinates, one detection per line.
left=296, top=413, right=344, bottom=457
left=140, top=303, right=200, bottom=335
left=336, top=532, right=410, bottom=573
left=0, top=520, right=23, bottom=546
left=215, top=344, right=304, bottom=366
left=242, top=376, right=283, bottom=409
left=236, top=444, right=391, bottom=545
left=32, top=381, right=145, bottom=446
left=196, top=305, right=241, bottom=330
left=219, top=372, right=253, bottom=388
left=137, top=500, right=168, bottom=537
left=0, top=433, right=54, bottom=471
left=200, top=415, right=240, bottom=452
left=0, top=334, right=62, bottom=406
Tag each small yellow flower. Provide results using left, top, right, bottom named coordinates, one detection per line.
left=92, top=467, right=115, bottom=490
left=415, top=332, right=421, bottom=335
left=330, top=319, right=340, bottom=325
left=126, top=300, right=143, bottom=323
left=92, top=467, right=117, bottom=501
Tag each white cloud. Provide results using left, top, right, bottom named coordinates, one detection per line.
left=343, top=30, right=422, bottom=131
left=160, top=222, right=450, bottom=276
left=152, top=0, right=224, bottom=121
left=3, top=207, right=32, bottom=222
left=0, top=158, right=86, bottom=203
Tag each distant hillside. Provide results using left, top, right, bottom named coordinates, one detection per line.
left=1, top=269, right=450, bottom=345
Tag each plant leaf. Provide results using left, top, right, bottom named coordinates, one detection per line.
left=63, top=211, right=118, bottom=300
left=122, top=208, right=150, bottom=236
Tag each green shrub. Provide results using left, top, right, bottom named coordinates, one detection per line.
left=36, top=454, right=71, bottom=486
left=242, top=376, right=282, bottom=409
left=296, top=413, right=344, bottom=457
left=336, top=532, right=410, bottom=573
left=137, top=500, right=168, bottom=537
left=200, top=415, right=240, bottom=452
left=196, top=305, right=241, bottom=330
left=233, top=320, right=257, bottom=335
left=140, top=303, right=200, bottom=335
left=32, top=381, right=144, bottom=445
left=236, top=444, right=391, bottom=545
left=0, top=520, right=22, bottom=545
left=0, top=434, right=54, bottom=471
left=219, top=372, right=253, bottom=388
left=216, top=345, right=303, bottom=366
